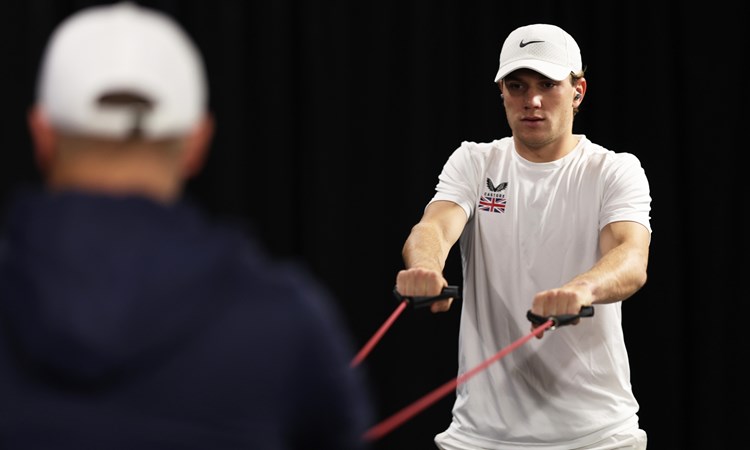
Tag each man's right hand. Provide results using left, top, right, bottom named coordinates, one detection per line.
left=395, top=268, right=454, bottom=313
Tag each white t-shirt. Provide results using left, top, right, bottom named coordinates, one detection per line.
left=430, top=135, right=652, bottom=449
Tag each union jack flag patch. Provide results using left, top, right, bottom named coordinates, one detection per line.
left=478, top=195, right=506, bottom=213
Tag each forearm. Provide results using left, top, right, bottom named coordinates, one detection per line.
left=399, top=220, right=458, bottom=313
left=397, top=201, right=466, bottom=313
left=402, top=222, right=451, bottom=272
left=531, top=222, right=650, bottom=329
left=402, top=201, right=466, bottom=272
left=565, top=241, right=649, bottom=305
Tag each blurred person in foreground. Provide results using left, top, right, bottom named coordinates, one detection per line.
left=396, top=24, right=651, bottom=449
left=0, top=2, right=373, bottom=449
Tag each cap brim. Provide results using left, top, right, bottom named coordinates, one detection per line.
left=494, top=60, right=572, bottom=82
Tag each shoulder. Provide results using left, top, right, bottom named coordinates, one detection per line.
left=232, top=237, right=346, bottom=337
left=579, top=137, right=646, bottom=173
left=211, top=230, right=354, bottom=365
left=188, top=210, right=339, bottom=323
left=445, top=138, right=512, bottom=171
left=455, top=137, right=511, bottom=156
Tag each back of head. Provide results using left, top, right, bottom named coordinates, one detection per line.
left=36, top=1, right=208, bottom=140
left=494, top=23, right=582, bottom=82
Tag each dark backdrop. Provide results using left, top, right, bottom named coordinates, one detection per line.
left=1, top=1, right=746, bottom=449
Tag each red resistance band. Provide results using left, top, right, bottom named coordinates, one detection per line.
left=352, top=286, right=594, bottom=442
left=351, top=286, right=459, bottom=369
left=362, top=318, right=553, bottom=441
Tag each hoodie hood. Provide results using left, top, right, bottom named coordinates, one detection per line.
left=0, top=188, right=246, bottom=383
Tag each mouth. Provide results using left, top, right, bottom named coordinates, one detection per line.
left=517, top=116, right=546, bottom=131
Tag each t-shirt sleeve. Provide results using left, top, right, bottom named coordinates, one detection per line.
left=429, top=141, right=484, bottom=221
left=600, top=153, right=652, bottom=233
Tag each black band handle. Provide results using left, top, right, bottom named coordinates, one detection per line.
left=393, top=285, right=461, bottom=309
left=526, top=305, right=595, bottom=328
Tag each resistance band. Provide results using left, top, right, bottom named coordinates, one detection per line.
left=353, top=286, right=594, bottom=441
left=363, top=318, right=553, bottom=441
left=351, top=286, right=460, bottom=369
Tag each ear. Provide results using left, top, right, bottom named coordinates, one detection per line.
left=574, top=78, right=587, bottom=104
left=180, top=113, right=215, bottom=178
left=27, top=105, right=59, bottom=173
left=498, top=81, right=508, bottom=102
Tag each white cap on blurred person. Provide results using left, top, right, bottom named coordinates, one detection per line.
left=36, top=1, right=208, bottom=140
left=494, top=24, right=582, bottom=82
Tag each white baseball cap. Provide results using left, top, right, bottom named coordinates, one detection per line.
left=494, top=24, right=582, bottom=82
left=36, top=1, right=208, bottom=139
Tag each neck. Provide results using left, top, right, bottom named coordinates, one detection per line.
left=46, top=137, right=183, bottom=203
left=513, top=134, right=581, bottom=163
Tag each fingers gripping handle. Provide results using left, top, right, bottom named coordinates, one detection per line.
left=526, top=306, right=595, bottom=329
left=393, top=285, right=462, bottom=309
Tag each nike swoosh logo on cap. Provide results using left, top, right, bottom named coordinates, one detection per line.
left=519, top=40, right=544, bottom=47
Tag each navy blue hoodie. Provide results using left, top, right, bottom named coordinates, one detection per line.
left=0, top=188, right=374, bottom=449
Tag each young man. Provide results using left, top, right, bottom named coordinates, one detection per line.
left=0, top=3, right=373, bottom=449
left=396, top=24, right=651, bottom=449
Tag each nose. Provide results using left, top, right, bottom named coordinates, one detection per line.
left=523, top=90, right=543, bottom=109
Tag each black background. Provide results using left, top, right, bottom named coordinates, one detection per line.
left=1, top=1, right=746, bottom=449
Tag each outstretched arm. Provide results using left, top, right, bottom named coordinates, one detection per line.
left=397, top=200, right=468, bottom=313
left=530, top=220, right=650, bottom=335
